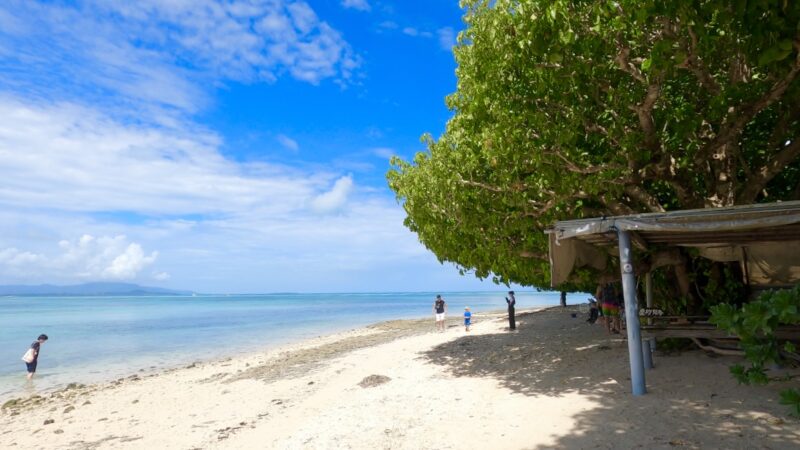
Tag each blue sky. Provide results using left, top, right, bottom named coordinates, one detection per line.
left=0, top=0, right=520, bottom=293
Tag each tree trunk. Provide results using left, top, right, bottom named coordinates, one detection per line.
left=560, top=291, right=567, bottom=307
left=674, top=263, right=700, bottom=315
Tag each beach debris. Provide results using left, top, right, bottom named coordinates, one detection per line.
left=43, top=419, right=54, bottom=425
left=358, top=375, right=391, bottom=388
left=216, top=422, right=249, bottom=440
left=83, top=400, right=92, bottom=405
left=53, top=429, right=64, bottom=434
left=308, top=381, right=315, bottom=385
left=63, top=406, right=75, bottom=414
left=2, top=398, right=20, bottom=409
left=65, top=383, right=85, bottom=390
left=132, top=399, right=139, bottom=404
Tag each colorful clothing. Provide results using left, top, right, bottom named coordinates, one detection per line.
left=601, top=302, right=620, bottom=317
left=464, top=311, right=472, bottom=325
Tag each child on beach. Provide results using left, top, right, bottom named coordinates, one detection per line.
left=464, top=307, right=472, bottom=331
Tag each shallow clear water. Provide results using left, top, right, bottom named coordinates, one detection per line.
left=0, top=291, right=567, bottom=400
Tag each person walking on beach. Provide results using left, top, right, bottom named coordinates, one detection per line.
left=464, top=306, right=472, bottom=332
left=433, top=295, right=447, bottom=332
left=600, top=283, right=621, bottom=334
left=23, top=334, right=48, bottom=381
left=506, top=291, right=516, bottom=330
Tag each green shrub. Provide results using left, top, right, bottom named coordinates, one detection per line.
left=710, top=285, right=800, bottom=416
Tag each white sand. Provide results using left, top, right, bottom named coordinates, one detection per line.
left=1, top=307, right=798, bottom=449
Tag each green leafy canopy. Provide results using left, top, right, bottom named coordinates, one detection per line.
left=388, top=0, right=800, bottom=289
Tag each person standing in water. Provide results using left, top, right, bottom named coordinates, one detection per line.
left=506, top=291, right=516, bottom=330
left=433, top=294, right=447, bottom=332
left=24, top=334, right=48, bottom=381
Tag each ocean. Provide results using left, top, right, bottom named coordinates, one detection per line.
left=0, top=291, right=574, bottom=400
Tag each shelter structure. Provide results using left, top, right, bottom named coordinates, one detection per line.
left=546, top=201, right=800, bottom=395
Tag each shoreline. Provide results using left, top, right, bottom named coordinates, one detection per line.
left=0, top=292, right=562, bottom=401
left=2, top=305, right=798, bottom=449
left=1, top=307, right=539, bottom=405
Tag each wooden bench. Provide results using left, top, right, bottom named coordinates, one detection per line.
left=639, top=317, right=800, bottom=356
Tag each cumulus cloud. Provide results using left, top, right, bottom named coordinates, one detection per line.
left=277, top=134, right=300, bottom=151
left=341, top=0, right=371, bottom=12
left=0, top=97, right=319, bottom=215
left=0, top=0, right=360, bottom=113
left=310, top=175, right=354, bottom=214
left=0, top=235, right=158, bottom=281
left=153, top=271, right=171, bottom=281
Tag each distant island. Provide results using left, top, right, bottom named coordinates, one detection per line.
left=0, top=282, right=193, bottom=296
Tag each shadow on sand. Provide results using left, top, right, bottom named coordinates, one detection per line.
left=421, top=307, right=800, bottom=449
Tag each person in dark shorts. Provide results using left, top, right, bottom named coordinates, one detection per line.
left=506, top=291, right=516, bottom=330
left=25, top=334, right=48, bottom=380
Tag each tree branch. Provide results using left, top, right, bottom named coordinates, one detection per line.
left=738, top=138, right=800, bottom=203
left=543, top=148, right=623, bottom=175
left=677, top=26, right=721, bottom=95
left=630, top=79, right=663, bottom=158
left=615, top=44, right=646, bottom=84
left=696, top=41, right=800, bottom=166
left=624, top=184, right=666, bottom=212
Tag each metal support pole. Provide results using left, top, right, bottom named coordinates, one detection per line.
left=644, top=272, right=655, bottom=369
left=618, top=229, right=647, bottom=395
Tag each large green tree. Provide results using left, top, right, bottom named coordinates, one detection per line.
left=388, top=0, right=800, bottom=292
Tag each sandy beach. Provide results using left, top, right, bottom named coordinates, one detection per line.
left=1, top=306, right=799, bottom=449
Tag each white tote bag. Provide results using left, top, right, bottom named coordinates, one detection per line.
left=21, top=348, right=35, bottom=363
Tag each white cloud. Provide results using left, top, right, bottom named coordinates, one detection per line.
left=0, top=0, right=360, bottom=113
left=277, top=134, right=300, bottom=151
left=341, top=0, right=371, bottom=12
left=402, top=27, right=419, bottom=37
left=0, top=97, right=321, bottom=215
left=437, top=27, right=456, bottom=51
left=310, top=176, right=354, bottom=214
left=378, top=21, right=398, bottom=30
left=372, top=147, right=395, bottom=159
left=401, top=27, right=432, bottom=39
left=153, top=271, right=171, bottom=281
left=103, top=242, right=158, bottom=279
left=0, top=235, right=158, bottom=281
left=0, top=97, right=426, bottom=288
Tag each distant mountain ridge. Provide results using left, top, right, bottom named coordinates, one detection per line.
left=0, top=282, right=192, bottom=296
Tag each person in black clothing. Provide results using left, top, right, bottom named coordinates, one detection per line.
left=506, top=291, right=516, bottom=330
left=26, top=334, right=48, bottom=381
left=432, top=295, right=447, bottom=332
left=587, top=299, right=599, bottom=324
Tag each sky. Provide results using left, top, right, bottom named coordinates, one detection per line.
left=0, top=0, right=520, bottom=293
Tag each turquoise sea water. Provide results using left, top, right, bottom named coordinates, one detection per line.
left=0, top=291, right=570, bottom=400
